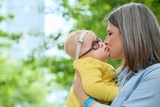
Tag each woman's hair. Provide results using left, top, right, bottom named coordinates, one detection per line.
left=105, top=2, right=160, bottom=72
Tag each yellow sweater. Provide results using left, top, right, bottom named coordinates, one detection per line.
left=65, top=57, right=119, bottom=107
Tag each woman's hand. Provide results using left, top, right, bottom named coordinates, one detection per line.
left=72, top=70, right=96, bottom=107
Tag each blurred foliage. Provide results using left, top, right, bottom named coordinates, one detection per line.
left=0, top=0, right=54, bottom=106
left=0, top=0, right=160, bottom=106
left=22, top=55, right=74, bottom=90
left=0, top=55, right=49, bottom=106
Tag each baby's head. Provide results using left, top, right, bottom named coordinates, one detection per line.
left=64, top=30, right=83, bottom=59
left=64, top=30, right=109, bottom=62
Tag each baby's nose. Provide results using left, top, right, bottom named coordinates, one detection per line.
left=99, top=42, right=105, bottom=48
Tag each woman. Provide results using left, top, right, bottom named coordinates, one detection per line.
left=72, top=2, right=160, bottom=107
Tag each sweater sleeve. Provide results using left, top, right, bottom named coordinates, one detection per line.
left=74, top=58, right=119, bottom=102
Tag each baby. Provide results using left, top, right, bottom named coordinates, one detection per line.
left=64, top=30, right=119, bottom=107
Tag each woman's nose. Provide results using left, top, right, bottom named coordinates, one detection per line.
left=104, top=36, right=109, bottom=44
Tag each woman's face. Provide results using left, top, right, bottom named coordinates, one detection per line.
left=104, top=21, right=124, bottom=60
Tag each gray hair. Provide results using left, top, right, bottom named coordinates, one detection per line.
left=105, top=2, right=160, bottom=72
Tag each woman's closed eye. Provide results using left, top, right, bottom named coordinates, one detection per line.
left=108, top=33, right=112, bottom=36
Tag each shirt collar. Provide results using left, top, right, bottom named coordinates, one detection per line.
left=116, top=65, right=144, bottom=87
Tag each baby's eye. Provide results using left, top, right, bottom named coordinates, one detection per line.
left=92, top=42, right=99, bottom=49
left=92, top=42, right=96, bottom=47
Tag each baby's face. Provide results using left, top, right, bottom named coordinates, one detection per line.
left=80, top=31, right=109, bottom=62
